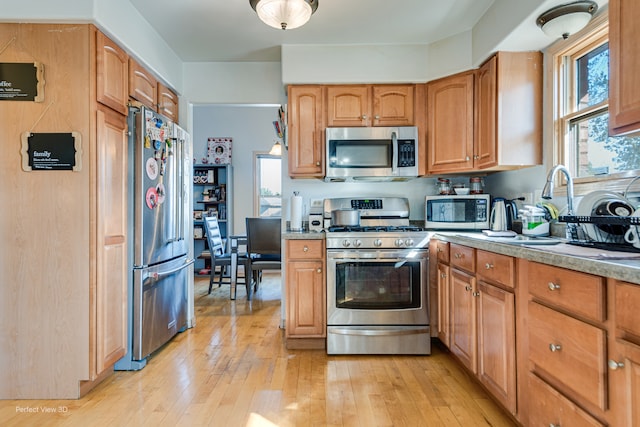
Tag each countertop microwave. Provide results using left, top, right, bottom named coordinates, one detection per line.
left=325, top=126, right=419, bottom=181
left=425, top=194, right=491, bottom=230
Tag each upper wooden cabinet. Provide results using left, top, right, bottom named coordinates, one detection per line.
left=96, top=31, right=128, bottom=116
left=128, top=58, right=179, bottom=122
left=427, top=52, right=542, bottom=174
left=609, top=0, right=640, bottom=135
left=326, top=84, right=415, bottom=127
left=128, top=58, right=158, bottom=110
left=287, top=85, right=325, bottom=177
left=157, top=82, right=179, bottom=123
left=427, top=71, right=475, bottom=173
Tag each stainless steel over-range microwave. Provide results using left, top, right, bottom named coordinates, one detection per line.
left=424, top=194, right=491, bottom=230
left=325, top=126, right=419, bottom=181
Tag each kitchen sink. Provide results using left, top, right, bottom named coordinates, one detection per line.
left=455, top=233, right=563, bottom=245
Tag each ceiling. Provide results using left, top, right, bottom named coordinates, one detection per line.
left=129, top=0, right=499, bottom=62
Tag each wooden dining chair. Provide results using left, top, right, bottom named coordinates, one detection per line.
left=245, top=217, right=282, bottom=299
left=203, top=215, right=247, bottom=296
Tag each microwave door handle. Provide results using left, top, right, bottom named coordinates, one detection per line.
left=391, top=131, right=398, bottom=175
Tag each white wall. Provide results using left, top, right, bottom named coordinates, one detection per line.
left=192, top=104, right=282, bottom=235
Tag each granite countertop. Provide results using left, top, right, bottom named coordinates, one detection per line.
left=434, top=232, right=640, bottom=286
left=282, top=230, right=326, bottom=240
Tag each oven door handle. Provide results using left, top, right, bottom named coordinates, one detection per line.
left=329, top=327, right=430, bottom=337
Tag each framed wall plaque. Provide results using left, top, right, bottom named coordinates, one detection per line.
left=21, top=132, right=82, bottom=171
left=0, top=62, right=45, bottom=102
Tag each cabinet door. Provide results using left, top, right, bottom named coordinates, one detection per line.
left=609, top=338, right=640, bottom=427
left=286, top=259, right=325, bottom=337
left=288, top=85, right=324, bottom=177
left=128, top=58, right=158, bottom=109
left=95, top=31, right=128, bottom=116
left=450, top=268, right=477, bottom=373
left=475, top=55, right=498, bottom=169
left=94, top=105, right=128, bottom=375
left=427, top=71, right=475, bottom=173
left=326, top=85, right=370, bottom=127
left=157, top=82, right=178, bottom=122
left=477, top=281, right=516, bottom=414
left=437, top=262, right=450, bottom=347
left=609, top=0, right=640, bottom=135
left=372, top=85, right=414, bottom=126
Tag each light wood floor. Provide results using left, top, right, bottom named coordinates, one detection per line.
left=0, top=273, right=517, bottom=427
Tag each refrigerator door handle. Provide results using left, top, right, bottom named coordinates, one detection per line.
left=143, top=258, right=194, bottom=282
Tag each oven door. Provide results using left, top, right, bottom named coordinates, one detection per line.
left=327, top=249, right=429, bottom=326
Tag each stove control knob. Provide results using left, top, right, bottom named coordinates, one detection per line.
left=395, top=239, right=405, bottom=247
left=342, top=239, right=351, bottom=247
left=374, top=239, right=383, bottom=247
left=353, top=239, right=362, bottom=248
left=405, top=239, right=414, bottom=246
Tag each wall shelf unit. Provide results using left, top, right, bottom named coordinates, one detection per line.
left=193, top=164, right=233, bottom=275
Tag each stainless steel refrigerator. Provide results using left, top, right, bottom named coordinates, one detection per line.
left=115, top=105, right=193, bottom=370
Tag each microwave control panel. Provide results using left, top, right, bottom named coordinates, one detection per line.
left=398, top=140, right=416, bottom=167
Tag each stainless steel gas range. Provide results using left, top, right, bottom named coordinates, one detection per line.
left=324, top=197, right=431, bottom=355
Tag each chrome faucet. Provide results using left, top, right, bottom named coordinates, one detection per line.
left=541, top=164, right=574, bottom=215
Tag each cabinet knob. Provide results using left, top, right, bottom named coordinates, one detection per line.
left=472, top=291, right=480, bottom=297
left=548, top=282, right=561, bottom=291
left=303, top=246, right=309, bottom=252
left=436, top=248, right=442, bottom=253
left=549, top=343, right=562, bottom=352
left=465, top=156, right=470, bottom=161
left=374, top=115, right=380, bottom=120
left=315, top=161, right=320, bottom=166
left=465, top=285, right=472, bottom=291
left=454, top=253, right=462, bottom=259
left=440, top=273, right=447, bottom=279
left=609, top=359, right=625, bottom=370
left=317, top=268, right=322, bottom=273
left=362, top=115, right=368, bottom=120
left=473, top=155, right=479, bottom=160
left=485, top=263, right=493, bottom=270
left=549, top=424, right=560, bottom=427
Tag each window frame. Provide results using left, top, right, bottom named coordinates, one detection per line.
left=253, top=151, right=282, bottom=218
left=547, top=9, right=640, bottom=197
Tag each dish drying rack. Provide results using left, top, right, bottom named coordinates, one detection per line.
left=559, top=215, right=640, bottom=252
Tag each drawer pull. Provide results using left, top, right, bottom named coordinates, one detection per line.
left=549, top=343, right=562, bottom=352
left=303, top=246, right=309, bottom=252
left=547, top=282, right=561, bottom=291
left=608, top=359, right=625, bottom=370
left=549, top=424, right=560, bottom=427
left=485, top=262, right=494, bottom=270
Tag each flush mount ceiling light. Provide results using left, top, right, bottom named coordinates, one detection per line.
left=249, top=0, right=318, bottom=30
left=536, top=1, right=598, bottom=40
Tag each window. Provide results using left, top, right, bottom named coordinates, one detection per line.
left=552, top=16, right=640, bottom=189
left=254, top=153, right=281, bottom=217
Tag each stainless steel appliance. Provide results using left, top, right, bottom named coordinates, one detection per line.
left=424, top=194, right=491, bottom=230
left=325, top=127, right=419, bottom=182
left=115, top=106, right=193, bottom=370
left=324, top=197, right=431, bottom=355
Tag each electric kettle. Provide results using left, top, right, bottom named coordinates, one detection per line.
left=490, top=198, right=508, bottom=231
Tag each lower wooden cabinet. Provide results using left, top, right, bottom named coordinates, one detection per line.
left=445, top=245, right=517, bottom=415
left=285, top=239, right=326, bottom=346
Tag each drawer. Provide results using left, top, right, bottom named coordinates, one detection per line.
left=436, top=240, right=449, bottom=263
left=615, top=281, right=640, bottom=338
left=528, top=262, right=605, bottom=323
left=476, top=250, right=514, bottom=289
left=286, top=239, right=324, bottom=260
left=528, top=373, right=605, bottom=427
left=450, top=243, right=475, bottom=273
left=528, top=301, right=607, bottom=411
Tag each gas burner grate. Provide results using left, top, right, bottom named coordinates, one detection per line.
left=327, top=225, right=426, bottom=233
